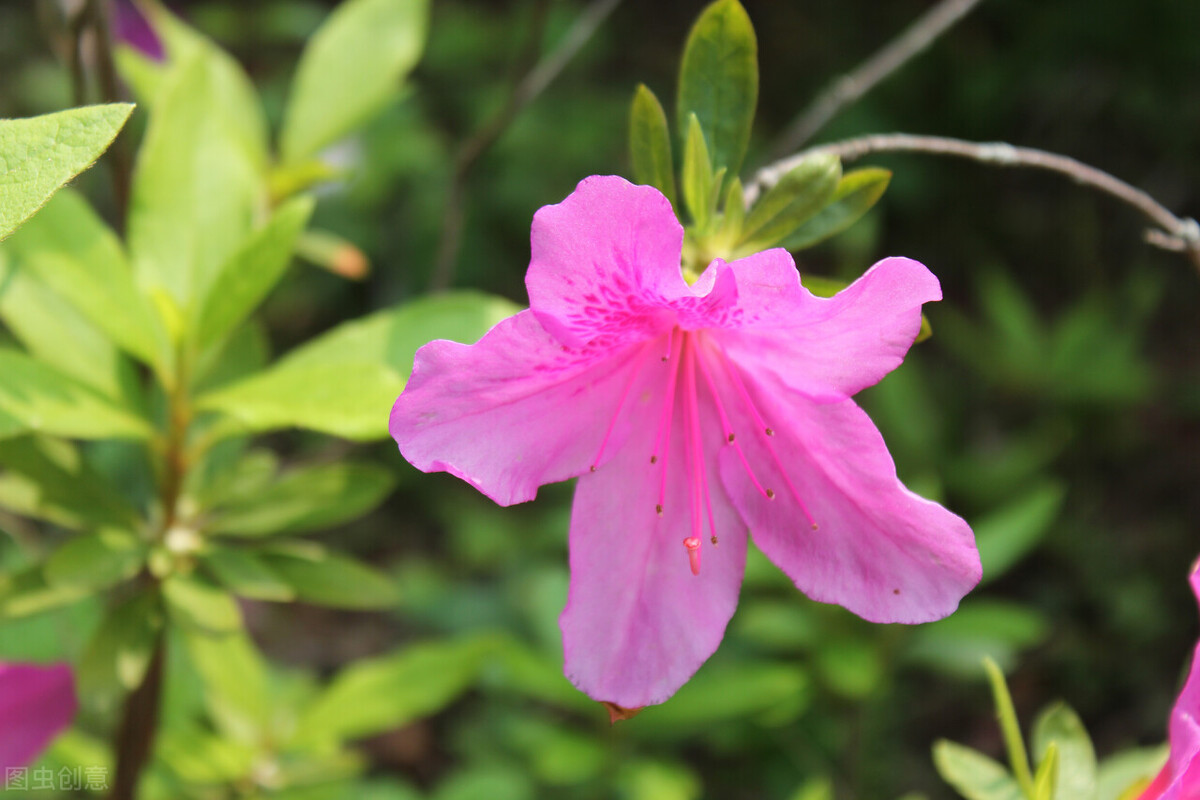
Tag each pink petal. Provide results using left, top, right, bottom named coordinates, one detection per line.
left=527, top=176, right=689, bottom=348
left=1141, top=563, right=1200, bottom=799
left=391, top=310, right=660, bottom=506
left=559, top=369, right=746, bottom=708
left=721, top=254, right=941, bottom=402
left=0, top=662, right=76, bottom=769
left=716, top=362, right=980, bottom=623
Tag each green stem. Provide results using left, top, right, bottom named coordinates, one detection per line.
left=983, top=657, right=1035, bottom=797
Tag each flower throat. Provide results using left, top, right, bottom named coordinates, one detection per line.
left=590, top=327, right=818, bottom=576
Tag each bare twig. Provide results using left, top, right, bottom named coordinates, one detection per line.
left=429, top=0, right=623, bottom=291
left=768, top=0, right=986, bottom=159
left=750, top=133, right=1200, bottom=273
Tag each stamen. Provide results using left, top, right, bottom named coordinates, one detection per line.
left=713, top=340, right=819, bottom=530
left=680, top=338, right=703, bottom=552
left=683, top=537, right=701, bottom=576
left=652, top=328, right=683, bottom=513
left=693, top=335, right=771, bottom=500
left=591, top=341, right=653, bottom=471
left=684, top=338, right=719, bottom=560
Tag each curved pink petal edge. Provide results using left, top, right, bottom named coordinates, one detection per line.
left=717, top=357, right=981, bottom=623
left=0, top=662, right=76, bottom=769
left=391, top=175, right=981, bottom=709
left=1139, top=561, right=1200, bottom=800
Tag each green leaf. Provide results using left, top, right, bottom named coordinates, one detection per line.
left=976, top=482, right=1065, bottom=585
left=77, top=591, right=162, bottom=712
left=717, top=176, right=745, bottom=244
left=0, top=104, right=133, bottom=241
left=156, top=723, right=256, bottom=784
left=676, top=0, right=757, bottom=177
left=189, top=446, right=278, bottom=512
left=44, top=529, right=144, bottom=593
left=0, top=565, right=90, bottom=619
left=196, top=291, right=519, bottom=441
left=906, top=600, right=1049, bottom=678
left=0, top=251, right=143, bottom=404
left=984, top=657, right=1036, bottom=797
left=292, top=636, right=492, bottom=746
left=127, top=50, right=263, bottom=307
left=781, top=168, right=891, bottom=251
left=632, top=662, right=810, bottom=736
left=3, top=188, right=167, bottom=372
left=1095, top=746, right=1167, bottom=800
left=1032, top=703, right=1097, bottom=800
left=163, top=574, right=243, bottom=634
left=280, top=0, right=429, bottom=163
left=932, top=740, right=1024, bottom=800
left=192, top=195, right=314, bottom=350
left=0, top=350, right=153, bottom=440
left=0, top=436, right=142, bottom=529
left=201, top=545, right=295, bottom=602
left=629, top=84, right=676, bottom=207
left=682, top=114, right=715, bottom=231
left=142, top=3, right=269, bottom=172
left=737, top=154, right=841, bottom=250
left=180, top=626, right=270, bottom=742
left=209, top=461, right=396, bottom=537
left=1033, top=743, right=1060, bottom=800
left=260, top=542, right=398, bottom=610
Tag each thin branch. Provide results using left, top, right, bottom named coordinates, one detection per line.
left=768, top=0, right=986, bottom=159
left=750, top=133, right=1200, bottom=273
left=429, top=0, right=623, bottom=292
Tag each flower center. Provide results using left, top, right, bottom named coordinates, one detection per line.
left=588, top=326, right=819, bottom=576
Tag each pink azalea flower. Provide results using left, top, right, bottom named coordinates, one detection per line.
left=391, top=175, right=981, bottom=708
left=0, top=662, right=76, bottom=769
left=1139, top=561, right=1200, bottom=800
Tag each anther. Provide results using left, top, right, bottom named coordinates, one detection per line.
left=765, top=427, right=774, bottom=436
left=766, top=489, right=776, bottom=499
left=683, top=537, right=701, bottom=576
left=650, top=455, right=657, bottom=464
left=590, top=465, right=596, bottom=472
left=727, top=433, right=735, bottom=443
left=656, top=504, right=663, bottom=516
left=710, top=535, right=719, bottom=546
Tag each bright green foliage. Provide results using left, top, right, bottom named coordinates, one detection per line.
left=196, top=292, right=519, bottom=440
left=292, top=636, right=495, bottom=746
left=127, top=53, right=263, bottom=307
left=180, top=627, right=270, bottom=743
left=0, top=350, right=153, bottom=441
left=985, top=657, right=1036, bottom=796
left=1095, top=748, right=1168, bottom=800
left=0, top=104, right=132, bottom=241
left=677, top=0, right=757, bottom=178
left=1032, top=704, right=1097, bottom=800
left=76, top=592, right=162, bottom=710
left=207, top=461, right=396, bottom=537
left=200, top=545, right=295, bottom=602
left=258, top=542, right=399, bottom=610
left=1032, top=744, right=1060, bottom=800
left=629, top=84, right=677, bottom=207
left=780, top=167, right=892, bottom=251
left=906, top=599, right=1049, bottom=677
left=3, top=189, right=168, bottom=374
left=737, top=154, right=841, bottom=251
left=163, top=575, right=244, bottom=635
left=281, top=0, right=429, bottom=163
left=44, top=529, right=144, bottom=593
left=191, top=195, right=315, bottom=350
left=681, top=114, right=716, bottom=233
left=0, top=437, right=140, bottom=529
left=933, top=740, right=1025, bottom=800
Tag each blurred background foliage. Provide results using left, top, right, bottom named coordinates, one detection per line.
left=0, top=0, right=1198, bottom=798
